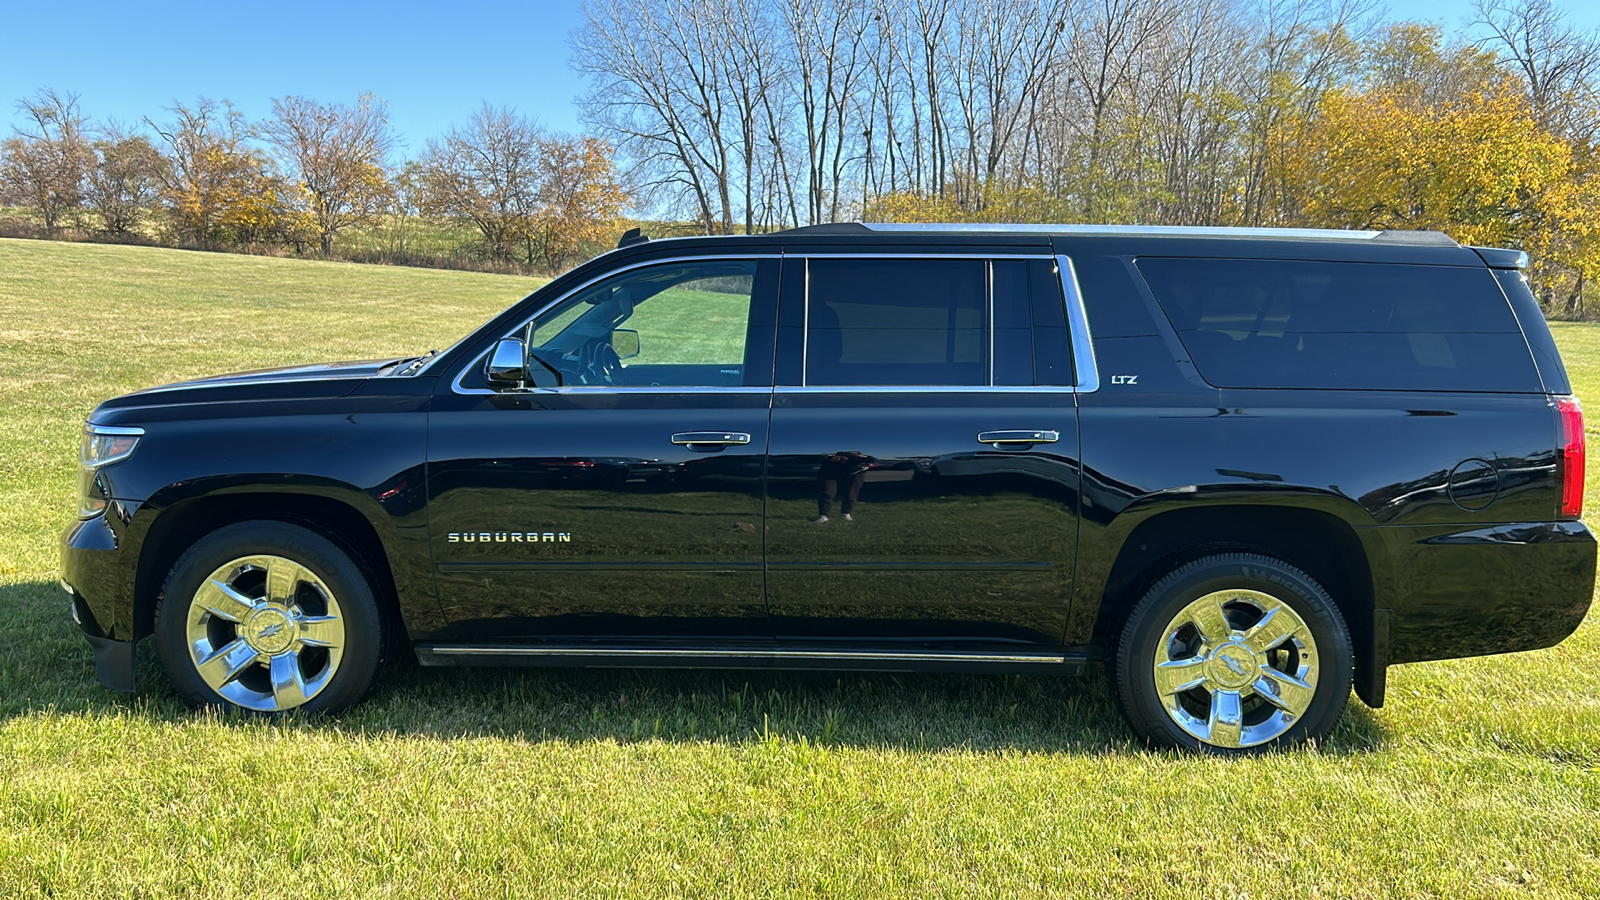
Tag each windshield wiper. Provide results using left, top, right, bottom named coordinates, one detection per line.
left=395, top=349, right=439, bottom=376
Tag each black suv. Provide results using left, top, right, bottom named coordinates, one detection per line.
left=62, top=224, right=1595, bottom=752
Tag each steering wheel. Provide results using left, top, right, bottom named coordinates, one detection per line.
left=578, top=339, right=623, bottom=385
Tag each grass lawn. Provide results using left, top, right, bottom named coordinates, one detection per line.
left=1, top=236, right=1597, bottom=897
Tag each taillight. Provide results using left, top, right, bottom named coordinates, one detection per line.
left=1556, top=396, right=1584, bottom=518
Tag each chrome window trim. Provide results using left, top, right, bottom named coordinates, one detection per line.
left=1057, top=254, right=1100, bottom=393
left=450, top=253, right=782, bottom=397
left=451, top=250, right=1101, bottom=396
left=775, top=386, right=1079, bottom=394
left=469, top=385, right=775, bottom=395
left=801, top=256, right=811, bottom=379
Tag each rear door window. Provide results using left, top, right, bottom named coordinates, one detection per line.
left=804, top=258, right=987, bottom=386
left=1136, top=258, right=1542, bottom=392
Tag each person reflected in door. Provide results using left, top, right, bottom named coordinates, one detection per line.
left=816, top=450, right=872, bottom=522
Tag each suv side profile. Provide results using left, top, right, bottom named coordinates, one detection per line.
left=61, top=223, right=1596, bottom=753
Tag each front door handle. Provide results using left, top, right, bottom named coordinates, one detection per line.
left=672, top=431, right=752, bottom=447
left=977, top=430, right=1060, bottom=446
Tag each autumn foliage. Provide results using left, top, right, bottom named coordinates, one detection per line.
left=1277, top=78, right=1599, bottom=305
left=2, top=92, right=630, bottom=273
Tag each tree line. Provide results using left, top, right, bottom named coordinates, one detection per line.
left=0, top=93, right=628, bottom=273
left=573, top=0, right=1600, bottom=313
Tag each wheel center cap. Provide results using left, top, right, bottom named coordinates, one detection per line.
left=1206, top=642, right=1260, bottom=689
left=243, top=606, right=296, bottom=655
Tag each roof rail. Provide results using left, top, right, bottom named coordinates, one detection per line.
left=848, top=222, right=1458, bottom=245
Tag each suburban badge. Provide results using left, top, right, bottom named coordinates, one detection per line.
left=448, top=531, right=573, bottom=543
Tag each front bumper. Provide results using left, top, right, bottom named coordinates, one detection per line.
left=61, top=510, right=141, bottom=692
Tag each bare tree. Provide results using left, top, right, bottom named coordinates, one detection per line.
left=719, top=0, right=788, bottom=231
left=415, top=104, right=544, bottom=263
left=84, top=124, right=169, bottom=234
left=1472, top=0, right=1600, bottom=144
left=576, top=0, right=735, bottom=232
left=0, top=89, right=95, bottom=235
left=782, top=0, right=872, bottom=223
left=260, top=94, right=398, bottom=255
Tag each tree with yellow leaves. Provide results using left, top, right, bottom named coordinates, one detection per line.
left=147, top=99, right=301, bottom=248
left=533, top=135, right=628, bottom=271
left=1278, top=69, right=1600, bottom=307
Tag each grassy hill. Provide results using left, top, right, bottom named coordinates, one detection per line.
left=1, top=237, right=1597, bottom=897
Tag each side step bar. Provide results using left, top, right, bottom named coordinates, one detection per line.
left=415, top=643, right=1087, bottom=675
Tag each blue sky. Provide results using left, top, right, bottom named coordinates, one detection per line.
left=2, top=0, right=1597, bottom=156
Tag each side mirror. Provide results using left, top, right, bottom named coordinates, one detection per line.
left=611, top=328, right=641, bottom=359
left=485, top=338, right=529, bottom=386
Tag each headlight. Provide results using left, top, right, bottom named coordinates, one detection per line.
left=77, top=424, right=143, bottom=518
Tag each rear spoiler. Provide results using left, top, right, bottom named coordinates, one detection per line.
left=1469, top=246, right=1529, bottom=270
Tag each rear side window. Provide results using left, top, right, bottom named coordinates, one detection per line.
left=1137, top=258, right=1542, bottom=392
left=805, top=258, right=987, bottom=386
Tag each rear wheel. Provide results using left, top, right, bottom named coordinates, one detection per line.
left=154, top=520, right=384, bottom=713
left=1113, top=553, right=1352, bottom=753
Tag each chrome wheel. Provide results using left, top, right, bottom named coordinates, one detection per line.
left=184, top=554, right=345, bottom=711
left=1152, top=588, right=1318, bottom=749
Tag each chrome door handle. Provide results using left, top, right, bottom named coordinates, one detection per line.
left=977, top=430, right=1060, bottom=446
left=671, top=431, right=752, bottom=446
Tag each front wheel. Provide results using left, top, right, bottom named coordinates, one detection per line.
left=154, top=520, right=385, bottom=713
left=1113, top=553, right=1352, bottom=753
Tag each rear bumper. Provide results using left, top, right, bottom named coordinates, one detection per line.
left=1383, top=521, right=1596, bottom=665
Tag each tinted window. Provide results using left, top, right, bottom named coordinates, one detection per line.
left=993, top=260, right=1034, bottom=386
left=528, top=260, right=763, bottom=387
left=1493, top=268, right=1568, bottom=394
left=993, top=258, right=1075, bottom=386
left=1137, top=258, right=1542, bottom=392
left=1030, top=258, right=1075, bottom=386
left=805, top=258, right=987, bottom=386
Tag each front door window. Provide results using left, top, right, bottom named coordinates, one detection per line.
left=529, top=261, right=760, bottom=388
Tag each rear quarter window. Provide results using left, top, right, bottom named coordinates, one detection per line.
left=1136, top=258, right=1543, bottom=392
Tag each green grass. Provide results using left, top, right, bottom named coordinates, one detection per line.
left=1, top=237, right=1598, bottom=897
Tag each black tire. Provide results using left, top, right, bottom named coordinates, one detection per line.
left=1112, top=552, right=1352, bottom=753
left=154, top=520, right=385, bottom=714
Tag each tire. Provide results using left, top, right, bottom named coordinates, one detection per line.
left=1112, top=552, right=1352, bottom=753
left=154, top=520, right=385, bottom=714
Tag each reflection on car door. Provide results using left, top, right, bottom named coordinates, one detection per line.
left=425, top=256, right=779, bottom=640
left=764, top=253, right=1082, bottom=646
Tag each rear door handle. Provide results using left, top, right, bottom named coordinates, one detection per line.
left=977, top=430, right=1060, bottom=446
left=672, top=431, right=752, bottom=446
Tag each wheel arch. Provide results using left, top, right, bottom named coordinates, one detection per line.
left=1081, top=501, right=1389, bottom=707
left=134, top=485, right=410, bottom=649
